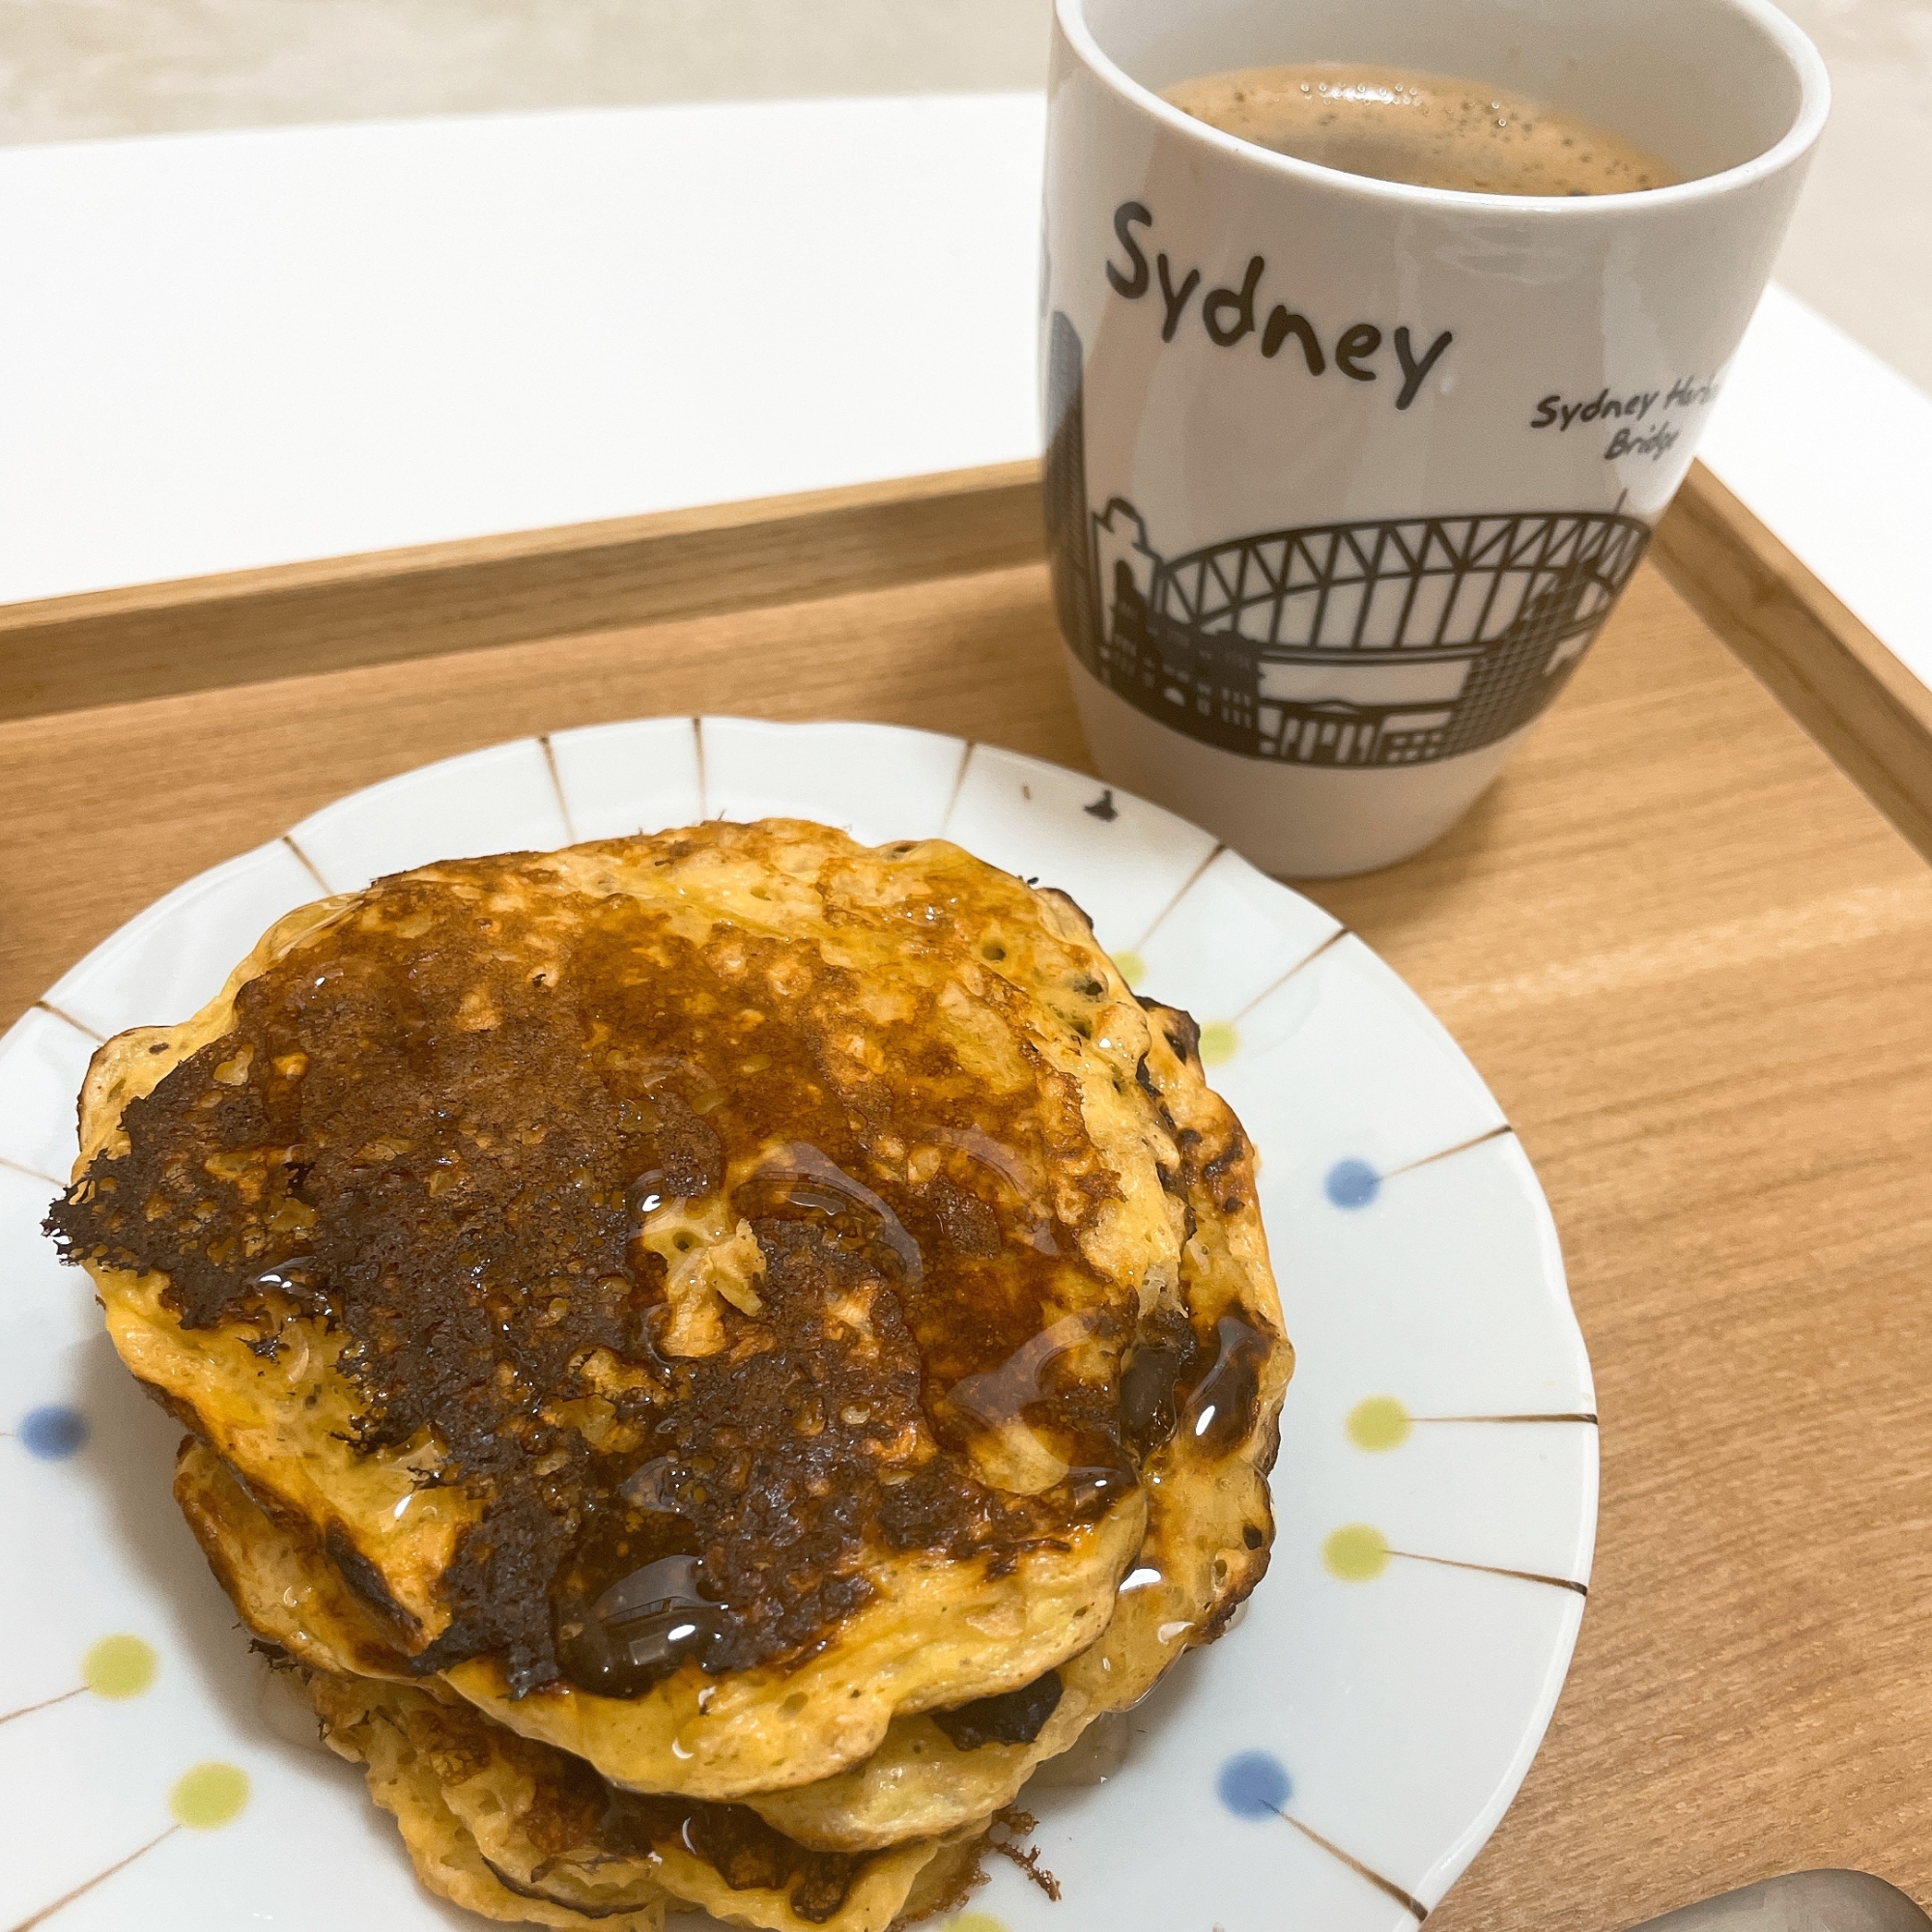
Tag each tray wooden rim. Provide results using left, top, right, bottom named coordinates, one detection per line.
left=9, top=450, right=1932, bottom=1932
left=0, top=460, right=1040, bottom=724
left=6, top=456, right=1929, bottom=870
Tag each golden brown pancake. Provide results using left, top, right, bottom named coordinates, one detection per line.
left=748, top=1010, right=1286, bottom=1848
left=47, top=820, right=1287, bottom=1804
left=304, top=1669, right=979, bottom=1932
left=174, top=1440, right=415, bottom=1682
left=175, top=947, right=1288, bottom=1853
left=182, top=1445, right=985, bottom=1927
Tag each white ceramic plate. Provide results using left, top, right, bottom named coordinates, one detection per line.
left=0, top=718, right=1595, bottom=1932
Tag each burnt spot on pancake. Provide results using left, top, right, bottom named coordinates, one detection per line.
left=324, top=1520, right=422, bottom=1635
left=927, top=1177, right=1002, bottom=1259
left=928, top=1668, right=1064, bottom=1749
left=1138, top=998, right=1201, bottom=1067
left=1202, top=1120, right=1250, bottom=1185
left=646, top=1090, right=724, bottom=1197
left=395, top=1684, right=868, bottom=1922
left=417, top=1489, right=578, bottom=1689
left=1118, top=1307, right=1199, bottom=1460
left=47, top=848, right=1158, bottom=1697
left=549, top=1214, right=1050, bottom=1698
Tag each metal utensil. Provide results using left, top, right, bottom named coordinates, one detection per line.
left=1629, top=1871, right=1930, bottom=1930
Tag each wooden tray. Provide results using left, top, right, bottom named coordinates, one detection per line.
left=6, top=461, right=1932, bottom=1928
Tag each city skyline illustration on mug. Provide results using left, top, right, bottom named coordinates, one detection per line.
left=1044, top=309, right=1652, bottom=773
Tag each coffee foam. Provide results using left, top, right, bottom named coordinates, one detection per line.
left=1164, top=62, right=1682, bottom=197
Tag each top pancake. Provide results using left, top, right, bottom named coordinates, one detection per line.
left=45, top=819, right=1281, bottom=1797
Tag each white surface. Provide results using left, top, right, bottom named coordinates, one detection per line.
left=1701, top=280, right=1932, bottom=685
left=698, top=717, right=967, bottom=842
left=1, top=719, right=1595, bottom=1930
left=0, top=96, right=1045, bottom=603
left=0, top=92, right=1924, bottom=700
left=5, top=0, right=1928, bottom=401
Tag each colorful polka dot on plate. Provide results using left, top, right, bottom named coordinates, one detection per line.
left=1217, top=1749, right=1292, bottom=1818
left=1324, top=1158, right=1380, bottom=1208
left=18, top=1404, right=87, bottom=1459
left=1323, top=1523, right=1392, bottom=1581
left=83, top=1634, right=158, bottom=1699
left=1347, top=1396, right=1412, bottom=1451
left=1196, top=1022, right=1239, bottom=1066
left=170, top=1761, right=250, bottom=1829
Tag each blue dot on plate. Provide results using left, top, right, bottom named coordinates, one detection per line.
left=1324, top=1158, right=1380, bottom=1209
left=1217, top=1748, right=1293, bottom=1819
left=19, top=1405, right=88, bottom=1460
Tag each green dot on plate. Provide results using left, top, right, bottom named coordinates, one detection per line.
left=1347, top=1396, right=1412, bottom=1452
left=170, top=1761, right=250, bottom=1829
left=949, top=1917, right=1007, bottom=1932
left=1197, top=1022, right=1239, bottom=1066
left=1323, top=1522, right=1391, bottom=1581
left=82, top=1634, right=157, bottom=1699
left=1112, top=951, right=1146, bottom=989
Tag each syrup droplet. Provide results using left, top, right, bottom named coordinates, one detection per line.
left=947, top=1313, right=1092, bottom=1429
left=1181, top=1314, right=1269, bottom=1456
left=553, top=1506, right=724, bottom=1697
left=618, top=1457, right=681, bottom=1511
left=626, top=1170, right=669, bottom=1229
left=1060, top=1461, right=1135, bottom=1519
left=1119, top=1324, right=1194, bottom=1459
left=747, top=1144, right=923, bottom=1285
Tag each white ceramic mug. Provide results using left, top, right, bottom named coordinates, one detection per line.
left=1041, top=0, right=1829, bottom=876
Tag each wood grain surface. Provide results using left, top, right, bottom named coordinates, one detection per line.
left=1654, top=464, right=1932, bottom=873
left=0, top=461, right=1042, bottom=724
left=3, top=486, right=1931, bottom=1928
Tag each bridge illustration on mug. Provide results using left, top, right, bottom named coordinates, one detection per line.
left=1044, top=309, right=1651, bottom=770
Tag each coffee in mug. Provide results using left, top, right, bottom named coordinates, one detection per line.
left=1164, top=64, right=1679, bottom=196
left=1041, top=0, right=1828, bottom=877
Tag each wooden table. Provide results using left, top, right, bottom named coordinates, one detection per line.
left=4, top=464, right=1930, bottom=1928
left=1322, top=558, right=1932, bottom=1930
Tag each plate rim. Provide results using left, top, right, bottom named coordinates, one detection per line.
left=2, top=713, right=1596, bottom=1929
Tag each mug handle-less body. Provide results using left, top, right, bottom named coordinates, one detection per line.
left=1042, top=0, right=1829, bottom=876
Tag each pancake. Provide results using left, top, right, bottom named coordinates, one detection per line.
left=748, top=1005, right=1286, bottom=1848
left=45, top=819, right=1281, bottom=1802
left=176, top=964, right=1288, bottom=1854
left=182, top=1446, right=980, bottom=1928
left=305, top=1669, right=979, bottom=1932
left=175, top=1437, right=416, bottom=1682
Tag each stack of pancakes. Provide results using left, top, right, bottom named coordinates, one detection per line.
left=47, top=819, right=1291, bottom=1932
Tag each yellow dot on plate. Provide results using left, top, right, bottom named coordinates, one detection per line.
left=82, top=1634, right=157, bottom=1699
left=1323, top=1522, right=1391, bottom=1582
left=1347, top=1396, right=1412, bottom=1452
left=1112, top=951, right=1146, bottom=988
left=1197, top=1022, right=1239, bottom=1066
left=949, top=1917, right=1007, bottom=1932
left=169, top=1761, right=250, bottom=1830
